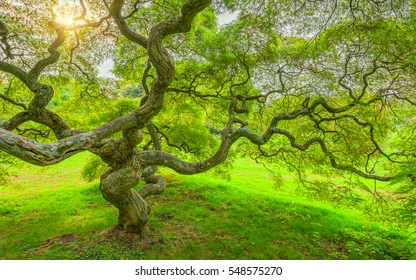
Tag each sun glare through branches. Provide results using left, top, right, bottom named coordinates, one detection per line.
left=53, top=0, right=82, bottom=27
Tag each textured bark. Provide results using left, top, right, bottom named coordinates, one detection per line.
left=0, top=0, right=214, bottom=235
left=0, top=0, right=401, bottom=237
left=0, top=112, right=30, bottom=131
left=100, top=156, right=150, bottom=233
left=0, top=0, right=213, bottom=234
left=137, top=174, right=166, bottom=199
left=0, top=0, right=213, bottom=167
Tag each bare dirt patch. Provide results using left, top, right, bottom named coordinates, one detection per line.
left=35, top=234, right=77, bottom=255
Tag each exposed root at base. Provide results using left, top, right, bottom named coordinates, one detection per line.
left=97, top=225, right=149, bottom=243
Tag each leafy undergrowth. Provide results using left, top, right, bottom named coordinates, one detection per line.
left=0, top=153, right=415, bottom=259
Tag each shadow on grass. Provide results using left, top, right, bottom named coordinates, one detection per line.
left=13, top=181, right=415, bottom=260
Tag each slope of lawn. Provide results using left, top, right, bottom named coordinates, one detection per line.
left=0, top=153, right=415, bottom=260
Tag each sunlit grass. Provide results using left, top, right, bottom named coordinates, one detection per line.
left=0, top=153, right=415, bottom=259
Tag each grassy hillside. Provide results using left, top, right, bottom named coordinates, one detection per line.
left=0, top=153, right=415, bottom=259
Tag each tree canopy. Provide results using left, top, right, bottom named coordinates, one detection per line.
left=1, top=0, right=416, bottom=233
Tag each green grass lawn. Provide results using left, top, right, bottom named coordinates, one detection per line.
left=0, top=153, right=415, bottom=259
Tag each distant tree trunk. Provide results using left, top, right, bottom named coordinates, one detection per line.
left=99, top=157, right=150, bottom=234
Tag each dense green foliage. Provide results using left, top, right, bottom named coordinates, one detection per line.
left=1, top=0, right=416, bottom=249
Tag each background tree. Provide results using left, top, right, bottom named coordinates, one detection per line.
left=1, top=0, right=415, bottom=234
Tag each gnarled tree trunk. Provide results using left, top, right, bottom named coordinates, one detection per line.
left=99, top=157, right=150, bottom=234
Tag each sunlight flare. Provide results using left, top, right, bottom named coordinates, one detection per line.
left=53, top=0, right=80, bottom=27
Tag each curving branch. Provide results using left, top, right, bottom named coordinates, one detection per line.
left=0, top=0, right=213, bottom=167
left=137, top=95, right=393, bottom=181
left=110, top=0, right=149, bottom=48
left=0, top=112, right=30, bottom=131
left=0, top=19, right=13, bottom=59
left=0, top=128, right=91, bottom=165
left=137, top=122, right=392, bottom=181
left=16, top=127, right=51, bottom=140
left=141, top=60, right=152, bottom=96
left=0, top=93, right=27, bottom=110
left=314, top=114, right=405, bottom=164
left=0, top=79, right=27, bottom=110
left=28, top=22, right=66, bottom=80
left=0, top=61, right=41, bottom=91
left=137, top=174, right=166, bottom=198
